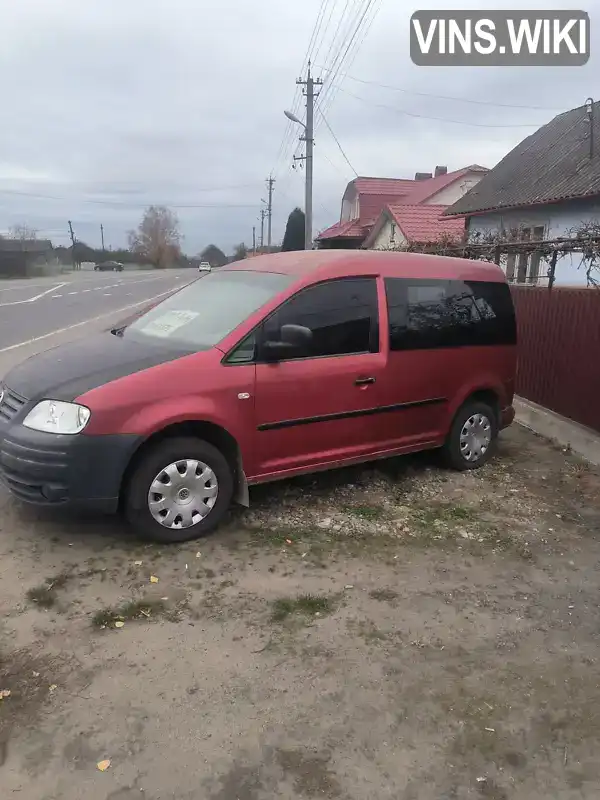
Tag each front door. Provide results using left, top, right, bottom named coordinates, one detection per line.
left=253, top=277, right=384, bottom=479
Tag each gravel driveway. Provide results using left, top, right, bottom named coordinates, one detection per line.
left=1, top=424, right=599, bottom=799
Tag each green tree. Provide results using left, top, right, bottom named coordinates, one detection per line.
left=281, top=207, right=305, bottom=251
left=231, top=243, right=248, bottom=262
left=128, top=205, right=181, bottom=268
left=200, top=244, right=227, bottom=267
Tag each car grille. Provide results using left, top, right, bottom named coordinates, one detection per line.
left=0, top=387, right=28, bottom=423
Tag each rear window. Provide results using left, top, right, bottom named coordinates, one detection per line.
left=125, top=270, right=294, bottom=349
left=385, top=278, right=516, bottom=350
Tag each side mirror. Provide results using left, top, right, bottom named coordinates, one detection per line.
left=263, top=324, right=312, bottom=362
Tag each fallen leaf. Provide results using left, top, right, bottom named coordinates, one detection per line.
left=49, top=684, right=57, bottom=693
left=114, top=621, right=125, bottom=628
left=150, top=576, right=159, bottom=584
left=134, top=561, right=143, bottom=566
left=97, top=759, right=111, bottom=772
left=161, top=597, right=169, bottom=601
left=0, top=690, right=11, bottom=700
left=285, top=539, right=293, bottom=545
left=32, top=671, right=40, bottom=678
left=196, top=552, right=201, bottom=558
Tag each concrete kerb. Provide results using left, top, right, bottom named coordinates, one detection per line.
left=514, top=396, right=600, bottom=467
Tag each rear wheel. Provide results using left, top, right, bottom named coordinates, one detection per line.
left=124, top=437, right=233, bottom=543
left=443, top=401, right=497, bottom=471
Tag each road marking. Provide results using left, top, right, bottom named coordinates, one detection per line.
left=103, top=293, right=112, bottom=296
left=68, top=291, right=77, bottom=295
left=51, top=294, right=63, bottom=298
left=0, top=282, right=68, bottom=307
left=0, top=285, right=191, bottom=353
left=82, top=289, right=91, bottom=293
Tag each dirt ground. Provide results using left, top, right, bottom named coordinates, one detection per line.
left=1, top=424, right=600, bottom=800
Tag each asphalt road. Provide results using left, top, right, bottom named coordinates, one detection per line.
left=0, top=269, right=194, bottom=353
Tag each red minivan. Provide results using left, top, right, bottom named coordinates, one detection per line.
left=0, top=250, right=517, bottom=542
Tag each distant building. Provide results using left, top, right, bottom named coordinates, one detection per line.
left=0, top=239, right=58, bottom=278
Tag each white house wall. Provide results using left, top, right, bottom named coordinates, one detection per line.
left=467, top=198, right=600, bottom=285
left=371, top=219, right=407, bottom=249
left=341, top=185, right=359, bottom=222
left=425, top=171, right=485, bottom=206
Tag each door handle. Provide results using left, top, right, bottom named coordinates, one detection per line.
left=354, top=377, right=376, bottom=386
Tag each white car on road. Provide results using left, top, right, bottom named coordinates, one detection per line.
left=198, top=262, right=212, bottom=273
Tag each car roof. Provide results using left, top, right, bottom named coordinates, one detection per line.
left=220, top=249, right=506, bottom=283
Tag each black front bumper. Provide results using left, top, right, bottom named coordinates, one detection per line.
left=0, top=425, right=142, bottom=513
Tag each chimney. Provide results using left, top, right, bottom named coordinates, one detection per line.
left=434, top=165, right=448, bottom=177
left=414, top=171, right=432, bottom=181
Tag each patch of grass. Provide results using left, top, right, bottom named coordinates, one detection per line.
left=271, top=594, right=335, bottom=622
left=413, top=502, right=477, bottom=527
left=92, top=598, right=169, bottom=628
left=26, top=573, right=70, bottom=609
left=369, top=588, right=399, bottom=602
left=342, top=504, right=384, bottom=521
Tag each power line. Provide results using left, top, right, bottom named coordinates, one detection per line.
left=0, top=188, right=258, bottom=208
left=332, top=86, right=547, bottom=128
left=315, top=66, right=566, bottom=111
left=271, top=0, right=335, bottom=177
left=317, top=107, right=358, bottom=176
left=317, top=0, right=379, bottom=119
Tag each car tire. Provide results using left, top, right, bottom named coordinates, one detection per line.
left=124, top=437, right=234, bottom=543
left=443, top=401, right=498, bottom=471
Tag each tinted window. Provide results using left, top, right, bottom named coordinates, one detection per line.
left=385, top=278, right=516, bottom=351
left=125, top=270, right=293, bottom=349
left=261, top=278, right=378, bottom=359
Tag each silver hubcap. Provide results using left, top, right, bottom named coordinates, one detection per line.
left=148, top=459, right=218, bottom=529
left=459, top=413, right=491, bottom=462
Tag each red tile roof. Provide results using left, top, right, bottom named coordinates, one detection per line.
left=354, top=177, right=417, bottom=195
left=387, top=204, right=466, bottom=242
left=316, top=165, right=487, bottom=242
left=317, top=219, right=366, bottom=240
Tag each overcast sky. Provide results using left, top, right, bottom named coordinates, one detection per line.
left=1, top=0, right=598, bottom=255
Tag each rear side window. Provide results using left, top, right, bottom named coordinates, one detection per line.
left=261, top=277, right=379, bottom=359
left=385, top=278, right=516, bottom=351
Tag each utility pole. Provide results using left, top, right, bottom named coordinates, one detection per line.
left=296, top=62, right=322, bottom=250
left=266, top=176, right=275, bottom=250
left=100, top=223, right=105, bottom=252
left=259, top=209, right=266, bottom=249
left=68, top=220, right=78, bottom=271
left=252, top=226, right=256, bottom=254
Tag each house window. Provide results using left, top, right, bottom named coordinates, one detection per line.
left=390, top=222, right=396, bottom=243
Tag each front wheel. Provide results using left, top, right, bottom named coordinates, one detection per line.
left=124, top=437, right=234, bottom=543
left=443, top=401, right=497, bottom=471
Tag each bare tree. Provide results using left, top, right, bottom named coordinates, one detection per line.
left=9, top=223, right=38, bottom=240
left=128, top=206, right=181, bottom=268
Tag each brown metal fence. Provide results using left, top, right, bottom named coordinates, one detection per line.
left=511, top=286, right=600, bottom=433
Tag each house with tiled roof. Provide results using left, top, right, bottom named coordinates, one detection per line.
left=445, top=100, right=600, bottom=284
left=363, top=205, right=466, bottom=250
left=316, top=164, right=488, bottom=249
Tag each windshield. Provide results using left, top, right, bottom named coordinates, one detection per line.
left=124, top=270, right=294, bottom=349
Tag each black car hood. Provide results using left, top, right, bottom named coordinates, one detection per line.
left=4, top=332, right=196, bottom=402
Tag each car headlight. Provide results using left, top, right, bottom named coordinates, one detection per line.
left=22, top=400, right=91, bottom=435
